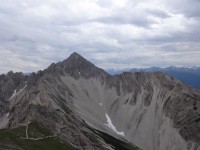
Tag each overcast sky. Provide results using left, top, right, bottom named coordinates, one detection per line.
left=0, top=0, right=200, bottom=73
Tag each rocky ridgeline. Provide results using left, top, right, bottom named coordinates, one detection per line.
left=0, top=52, right=200, bottom=150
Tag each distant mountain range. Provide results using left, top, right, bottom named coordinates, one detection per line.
left=107, top=67, right=200, bottom=90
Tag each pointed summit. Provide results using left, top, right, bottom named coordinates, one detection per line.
left=68, top=52, right=82, bottom=59
left=66, top=52, right=88, bottom=64
left=62, top=52, right=110, bottom=79
left=45, top=52, right=110, bottom=79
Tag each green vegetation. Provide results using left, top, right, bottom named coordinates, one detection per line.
left=0, top=121, right=140, bottom=150
left=0, top=122, right=76, bottom=150
left=27, top=122, right=52, bottom=138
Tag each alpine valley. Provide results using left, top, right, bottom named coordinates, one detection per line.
left=0, top=52, right=200, bottom=150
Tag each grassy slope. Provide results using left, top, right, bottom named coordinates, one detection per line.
left=0, top=122, right=76, bottom=150
left=0, top=122, right=140, bottom=150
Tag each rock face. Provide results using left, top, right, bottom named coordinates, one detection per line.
left=43, top=52, right=110, bottom=79
left=0, top=71, right=28, bottom=115
left=0, top=52, right=200, bottom=150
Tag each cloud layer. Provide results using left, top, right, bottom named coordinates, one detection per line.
left=0, top=0, right=200, bottom=73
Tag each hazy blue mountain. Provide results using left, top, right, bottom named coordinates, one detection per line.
left=107, top=67, right=200, bottom=90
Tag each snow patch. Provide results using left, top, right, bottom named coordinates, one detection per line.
left=6, top=113, right=9, bottom=117
left=0, top=114, right=9, bottom=128
left=20, top=84, right=27, bottom=92
left=17, top=84, right=27, bottom=95
left=9, top=85, right=27, bottom=100
left=10, top=90, right=16, bottom=99
left=105, top=114, right=125, bottom=136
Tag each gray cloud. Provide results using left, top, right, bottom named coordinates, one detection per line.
left=162, top=0, right=200, bottom=17
left=0, top=0, right=199, bottom=73
left=145, top=9, right=170, bottom=18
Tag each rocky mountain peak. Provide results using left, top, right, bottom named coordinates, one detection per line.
left=57, top=52, right=110, bottom=79
left=68, top=52, right=82, bottom=60
left=63, top=52, right=91, bottom=67
left=27, top=52, right=110, bottom=87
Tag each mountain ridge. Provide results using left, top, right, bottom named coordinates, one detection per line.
left=46, top=52, right=110, bottom=79
left=0, top=52, right=200, bottom=150
left=107, top=67, right=200, bottom=90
